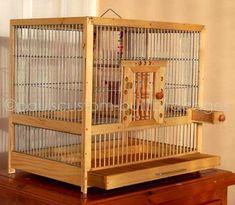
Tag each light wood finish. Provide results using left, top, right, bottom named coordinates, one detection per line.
left=11, top=152, right=81, bottom=186
left=90, top=17, right=204, bottom=31
left=10, top=17, right=204, bottom=31
left=12, top=114, right=82, bottom=134
left=8, top=24, right=15, bottom=174
left=122, top=60, right=166, bottom=127
left=122, top=64, right=134, bottom=127
left=197, top=28, right=206, bottom=152
left=81, top=18, right=93, bottom=195
left=91, top=123, right=123, bottom=135
left=192, top=110, right=225, bottom=124
left=10, top=17, right=86, bottom=26
left=88, top=153, right=220, bottom=189
left=91, top=114, right=192, bottom=135
left=123, top=60, right=167, bottom=68
left=19, top=110, right=82, bottom=121
left=153, top=65, right=165, bottom=123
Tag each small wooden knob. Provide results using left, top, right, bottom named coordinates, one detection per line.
left=218, top=114, right=226, bottom=122
left=156, top=92, right=164, bottom=100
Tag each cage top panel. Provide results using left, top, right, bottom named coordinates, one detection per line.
left=10, top=17, right=204, bottom=32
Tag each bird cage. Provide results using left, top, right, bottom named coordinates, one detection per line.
left=8, top=17, right=225, bottom=196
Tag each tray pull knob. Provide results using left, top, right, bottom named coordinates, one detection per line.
left=218, top=114, right=226, bottom=122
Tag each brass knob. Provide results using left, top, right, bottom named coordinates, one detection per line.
left=156, top=91, right=164, bottom=100
left=218, top=114, right=226, bottom=122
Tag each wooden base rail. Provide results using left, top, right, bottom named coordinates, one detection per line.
left=12, top=114, right=82, bottom=135
left=12, top=110, right=225, bottom=136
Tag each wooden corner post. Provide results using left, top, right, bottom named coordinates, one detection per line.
left=81, top=17, right=94, bottom=196
left=197, top=26, right=206, bottom=152
left=8, top=23, right=16, bottom=174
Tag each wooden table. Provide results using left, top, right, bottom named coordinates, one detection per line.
left=0, top=152, right=235, bottom=205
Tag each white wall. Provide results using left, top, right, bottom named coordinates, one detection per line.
left=0, top=0, right=97, bottom=152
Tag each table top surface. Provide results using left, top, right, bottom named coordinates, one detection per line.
left=1, top=152, right=235, bottom=205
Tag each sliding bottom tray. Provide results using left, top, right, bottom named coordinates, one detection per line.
left=88, top=153, right=220, bottom=189
left=11, top=152, right=220, bottom=190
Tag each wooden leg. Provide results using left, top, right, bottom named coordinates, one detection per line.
left=8, top=120, right=15, bottom=174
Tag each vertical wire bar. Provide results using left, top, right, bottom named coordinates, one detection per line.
left=158, top=127, right=162, bottom=157
left=66, top=25, right=70, bottom=122
left=193, top=32, right=196, bottom=108
left=179, top=31, right=182, bottom=117
left=161, top=127, right=164, bottom=158
left=104, top=133, right=106, bottom=167
left=170, top=31, right=173, bottom=117
left=121, top=131, right=124, bottom=164
left=175, top=31, right=179, bottom=117
left=153, top=128, right=157, bottom=158
left=56, top=25, right=64, bottom=120
left=117, top=132, right=120, bottom=165
left=69, top=26, right=72, bottom=123
left=104, top=27, right=108, bottom=124
left=114, top=27, right=118, bottom=123
left=101, top=26, right=105, bottom=124
left=56, top=25, right=60, bottom=121
left=78, top=25, right=82, bottom=123
left=46, top=26, right=50, bottom=120
left=107, top=26, right=111, bottom=124
left=61, top=25, right=65, bottom=121
left=119, top=29, right=123, bottom=124
left=108, top=132, right=111, bottom=166
left=190, top=31, right=194, bottom=108
left=173, top=31, right=177, bottom=117
left=74, top=25, right=78, bottom=123
left=113, top=133, right=116, bottom=165
left=93, top=135, right=96, bottom=168
left=98, top=26, right=102, bottom=124
left=110, top=26, right=114, bottom=123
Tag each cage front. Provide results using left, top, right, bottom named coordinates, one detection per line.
left=92, top=25, right=200, bottom=125
left=91, top=124, right=198, bottom=169
left=90, top=24, right=201, bottom=169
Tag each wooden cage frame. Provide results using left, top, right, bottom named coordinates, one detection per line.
left=8, top=17, right=225, bottom=196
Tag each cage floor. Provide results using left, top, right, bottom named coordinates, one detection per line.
left=27, top=137, right=195, bottom=169
left=88, top=153, right=220, bottom=189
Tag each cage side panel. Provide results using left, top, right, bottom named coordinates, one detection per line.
left=91, top=123, right=198, bottom=170
left=13, top=24, right=84, bottom=123
left=92, top=26, right=200, bottom=125
left=14, top=124, right=81, bottom=167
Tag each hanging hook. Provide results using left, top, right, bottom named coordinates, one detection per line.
left=100, top=8, right=122, bottom=19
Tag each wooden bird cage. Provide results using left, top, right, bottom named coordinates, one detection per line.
left=8, top=17, right=225, bottom=196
